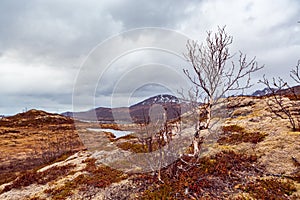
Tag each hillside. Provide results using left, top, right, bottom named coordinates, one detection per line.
left=1, top=95, right=300, bottom=199
left=0, top=109, right=84, bottom=189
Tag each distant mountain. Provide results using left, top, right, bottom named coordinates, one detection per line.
left=129, top=94, right=184, bottom=123
left=62, top=94, right=187, bottom=123
left=251, top=85, right=300, bottom=97
left=131, top=94, right=179, bottom=107
left=251, top=88, right=275, bottom=97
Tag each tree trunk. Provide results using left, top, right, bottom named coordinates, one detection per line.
left=193, top=137, right=200, bottom=155
left=205, top=102, right=212, bottom=129
left=146, top=137, right=152, bottom=152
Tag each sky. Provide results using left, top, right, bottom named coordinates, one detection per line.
left=0, top=0, right=299, bottom=115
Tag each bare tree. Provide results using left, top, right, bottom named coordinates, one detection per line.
left=183, top=26, right=263, bottom=154
left=290, top=60, right=300, bottom=83
left=134, top=106, right=168, bottom=182
left=259, top=60, right=300, bottom=131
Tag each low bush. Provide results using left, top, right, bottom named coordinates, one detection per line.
left=138, top=151, right=262, bottom=199
left=243, top=178, right=297, bottom=199
left=116, top=142, right=147, bottom=153
left=218, top=131, right=267, bottom=145
left=45, top=158, right=127, bottom=199
left=99, top=123, right=121, bottom=130
left=222, top=125, right=245, bottom=133
left=219, top=125, right=267, bottom=145
left=1, top=164, right=75, bottom=193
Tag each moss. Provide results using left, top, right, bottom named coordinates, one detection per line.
left=99, top=123, right=121, bottom=130
left=44, top=180, right=77, bottom=200
left=80, top=157, right=126, bottom=188
left=1, top=164, right=75, bottom=194
left=243, top=178, right=297, bottom=199
left=222, top=125, right=245, bottom=133
left=29, top=197, right=46, bottom=200
left=0, top=171, right=18, bottom=186
left=219, top=125, right=267, bottom=145
left=116, top=142, right=147, bottom=153
left=138, top=151, right=260, bottom=199
left=142, top=184, right=174, bottom=200
left=44, top=159, right=127, bottom=199
left=288, top=131, right=300, bottom=135
left=218, top=131, right=268, bottom=145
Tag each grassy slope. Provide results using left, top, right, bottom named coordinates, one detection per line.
left=1, top=97, right=300, bottom=199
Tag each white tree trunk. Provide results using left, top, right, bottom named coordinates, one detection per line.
left=193, top=137, right=200, bottom=155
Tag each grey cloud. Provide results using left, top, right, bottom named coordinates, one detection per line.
left=107, top=0, right=196, bottom=29
left=1, top=0, right=300, bottom=115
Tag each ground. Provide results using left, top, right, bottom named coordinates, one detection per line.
left=0, top=96, right=300, bottom=199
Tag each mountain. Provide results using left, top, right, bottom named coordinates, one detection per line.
left=130, top=94, right=179, bottom=107
left=251, top=88, right=275, bottom=96
left=129, top=94, right=183, bottom=123
left=62, top=94, right=186, bottom=123
left=251, top=85, right=300, bottom=97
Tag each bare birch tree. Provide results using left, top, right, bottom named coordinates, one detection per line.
left=259, top=59, right=300, bottom=131
left=183, top=26, right=263, bottom=154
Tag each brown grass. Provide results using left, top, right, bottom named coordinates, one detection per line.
left=99, top=123, right=121, bottom=130
left=138, top=151, right=298, bottom=199
left=44, top=158, right=127, bottom=199
left=138, top=151, right=262, bottom=199
left=242, top=178, right=297, bottom=199
left=116, top=142, right=147, bottom=153
left=0, top=109, right=87, bottom=187
left=1, top=164, right=75, bottom=194
left=218, top=125, right=267, bottom=145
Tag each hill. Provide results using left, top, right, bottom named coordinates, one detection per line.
left=0, top=109, right=73, bottom=127
left=0, top=109, right=84, bottom=189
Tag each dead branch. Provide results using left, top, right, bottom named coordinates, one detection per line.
left=290, top=59, right=300, bottom=83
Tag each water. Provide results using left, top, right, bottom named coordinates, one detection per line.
left=87, top=128, right=132, bottom=138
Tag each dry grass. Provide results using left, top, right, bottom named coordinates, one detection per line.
left=1, top=164, right=75, bottom=194
left=0, top=114, right=84, bottom=187
left=137, top=150, right=299, bottom=199
left=242, top=178, right=297, bottom=199
left=99, top=123, right=121, bottom=130
left=218, top=125, right=267, bottom=145
left=44, top=158, right=127, bottom=199
left=116, top=141, right=147, bottom=153
left=1, top=97, right=300, bottom=199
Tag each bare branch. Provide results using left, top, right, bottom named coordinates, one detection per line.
left=182, top=26, right=263, bottom=155
left=259, top=75, right=298, bottom=131
left=290, top=59, right=300, bottom=83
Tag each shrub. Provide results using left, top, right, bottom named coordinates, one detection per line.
left=1, top=164, right=75, bottom=193
left=243, top=178, right=297, bottom=199
left=222, top=125, right=245, bottom=133
left=99, top=123, right=121, bottom=130
left=45, top=158, right=127, bottom=199
left=219, top=125, right=267, bottom=145
left=218, top=131, right=267, bottom=145
left=138, top=151, right=261, bottom=199
left=116, top=142, right=147, bottom=153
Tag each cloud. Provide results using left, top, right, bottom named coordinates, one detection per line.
left=178, top=0, right=300, bottom=78
left=0, top=0, right=300, bottom=114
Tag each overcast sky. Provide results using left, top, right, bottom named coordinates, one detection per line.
left=0, top=0, right=299, bottom=115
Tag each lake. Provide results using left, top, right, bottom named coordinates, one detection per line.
left=87, top=128, right=132, bottom=138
